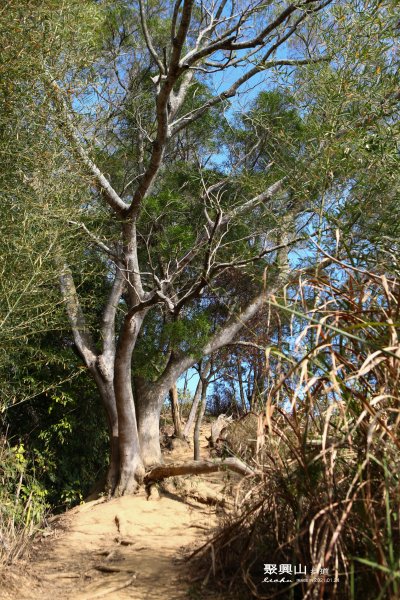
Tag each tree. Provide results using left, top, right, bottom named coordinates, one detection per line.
left=47, top=0, right=334, bottom=495
left=5, top=0, right=398, bottom=496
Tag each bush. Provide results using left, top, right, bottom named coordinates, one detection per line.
left=2, top=345, right=110, bottom=511
left=0, top=438, right=47, bottom=565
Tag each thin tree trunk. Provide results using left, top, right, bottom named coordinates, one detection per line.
left=183, top=377, right=202, bottom=438
left=194, top=379, right=208, bottom=461
left=183, top=361, right=211, bottom=438
left=253, top=373, right=265, bottom=411
left=230, top=379, right=239, bottom=417
left=169, top=383, right=184, bottom=439
left=237, top=359, right=247, bottom=413
left=249, top=366, right=257, bottom=410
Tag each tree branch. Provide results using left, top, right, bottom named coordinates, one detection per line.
left=154, top=266, right=288, bottom=395
left=67, top=221, right=119, bottom=260
left=56, top=258, right=97, bottom=369
left=101, top=267, right=125, bottom=362
left=46, top=77, right=129, bottom=215
left=170, top=5, right=331, bottom=136
left=145, top=457, right=256, bottom=483
left=139, top=0, right=165, bottom=75
left=170, top=178, right=285, bottom=280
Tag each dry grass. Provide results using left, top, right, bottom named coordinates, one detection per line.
left=191, top=267, right=400, bottom=599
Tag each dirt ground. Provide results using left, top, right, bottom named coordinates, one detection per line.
left=0, top=426, right=238, bottom=600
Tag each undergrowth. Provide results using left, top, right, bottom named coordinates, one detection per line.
left=192, top=266, right=400, bottom=599
left=0, top=437, right=47, bottom=565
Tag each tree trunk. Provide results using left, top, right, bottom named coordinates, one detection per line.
left=194, top=379, right=208, bottom=461
left=249, top=366, right=257, bottom=410
left=114, top=316, right=145, bottom=495
left=137, top=397, right=163, bottom=468
left=237, top=359, right=247, bottom=413
left=135, top=381, right=165, bottom=468
left=93, top=373, right=119, bottom=494
left=169, top=383, right=184, bottom=439
left=230, top=379, right=240, bottom=417
left=183, top=361, right=211, bottom=438
left=183, top=377, right=202, bottom=438
left=253, top=373, right=265, bottom=411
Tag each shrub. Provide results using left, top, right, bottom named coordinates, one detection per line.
left=0, top=438, right=47, bottom=565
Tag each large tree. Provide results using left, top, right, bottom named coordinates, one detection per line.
left=5, top=0, right=398, bottom=495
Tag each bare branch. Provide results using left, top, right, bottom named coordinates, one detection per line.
left=221, top=179, right=285, bottom=226
left=171, top=0, right=183, bottom=45
left=172, top=179, right=285, bottom=278
left=170, top=0, right=195, bottom=70
left=259, top=56, right=330, bottom=69
left=56, top=258, right=97, bottom=369
left=139, top=0, right=165, bottom=75
left=67, top=220, right=119, bottom=260
left=127, top=2, right=195, bottom=215
left=203, top=285, right=278, bottom=356
left=46, top=77, right=129, bottom=215
left=170, top=5, right=331, bottom=136
left=225, top=340, right=267, bottom=352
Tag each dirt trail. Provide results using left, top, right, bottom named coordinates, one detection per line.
left=2, top=426, right=236, bottom=600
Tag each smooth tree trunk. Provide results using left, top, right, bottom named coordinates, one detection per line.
left=169, top=384, right=184, bottom=439
left=230, top=379, right=240, bottom=417
left=113, top=315, right=145, bottom=495
left=194, top=379, right=208, bottom=461
left=183, top=361, right=211, bottom=438
left=237, top=359, right=247, bottom=413
left=183, top=377, right=202, bottom=438
left=136, top=384, right=165, bottom=468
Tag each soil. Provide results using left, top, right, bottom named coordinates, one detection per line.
left=1, top=426, right=240, bottom=600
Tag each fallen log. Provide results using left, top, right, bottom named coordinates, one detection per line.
left=144, top=457, right=256, bottom=483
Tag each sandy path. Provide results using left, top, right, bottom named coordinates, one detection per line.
left=2, top=426, right=234, bottom=600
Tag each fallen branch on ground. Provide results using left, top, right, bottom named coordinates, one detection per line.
left=144, top=458, right=257, bottom=483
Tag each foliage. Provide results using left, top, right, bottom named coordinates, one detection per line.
left=0, top=1, right=115, bottom=509
left=0, top=437, right=47, bottom=565
left=2, top=337, right=109, bottom=509
left=291, top=0, right=400, bottom=272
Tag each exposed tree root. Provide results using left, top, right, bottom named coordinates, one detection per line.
left=81, top=576, right=137, bottom=599
left=94, top=564, right=123, bottom=573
